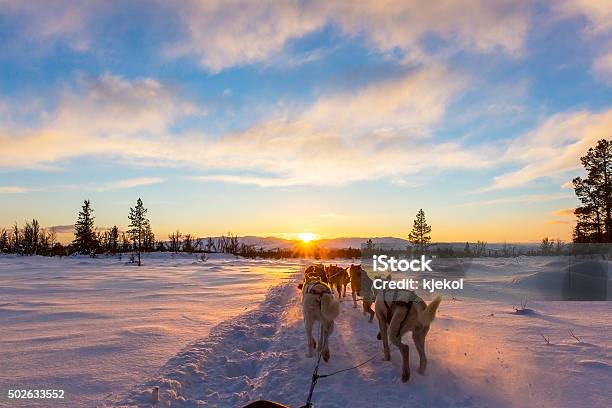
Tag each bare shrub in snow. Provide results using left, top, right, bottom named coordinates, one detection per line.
left=569, top=329, right=582, bottom=343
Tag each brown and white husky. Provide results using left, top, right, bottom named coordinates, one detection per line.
left=348, top=264, right=375, bottom=322
left=298, top=277, right=340, bottom=361
left=375, top=289, right=441, bottom=382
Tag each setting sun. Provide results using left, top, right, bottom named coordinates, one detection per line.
left=298, top=232, right=317, bottom=243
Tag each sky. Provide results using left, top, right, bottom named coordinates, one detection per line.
left=0, top=0, right=611, bottom=243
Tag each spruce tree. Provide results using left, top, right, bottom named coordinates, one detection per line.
left=573, top=139, right=612, bottom=243
left=108, top=226, right=119, bottom=254
left=408, top=209, right=432, bottom=255
left=73, top=200, right=97, bottom=255
left=0, top=229, right=8, bottom=253
left=128, top=198, right=150, bottom=266
left=143, top=224, right=155, bottom=252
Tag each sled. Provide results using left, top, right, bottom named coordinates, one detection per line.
left=243, top=400, right=289, bottom=408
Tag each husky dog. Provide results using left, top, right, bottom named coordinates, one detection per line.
left=304, top=264, right=328, bottom=283
left=298, top=277, right=340, bottom=361
left=375, top=289, right=441, bottom=382
left=325, top=264, right=350, bottom=297
left=348, top=264, right=375, bottom=322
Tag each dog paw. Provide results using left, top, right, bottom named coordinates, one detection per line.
left=401, top=371, right=411, bottom=383
left=376, top=332, right=382, bottom=340
left=322, top=350, right=330, bottom=362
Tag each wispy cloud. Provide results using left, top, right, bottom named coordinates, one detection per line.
left=167, top=0, right=528, bottom=71
left=546, top=219, right=575, bottom=225
left=0, top=73, right=197, bottom=169
left=188, top=175, right=300, bottom=188
left=2, top=68, right=497, bottom=187
left=551, top=208, right=576, bottom=217
left=554, top=0, right=612, bottom=83
left=94, top=177, right=165, bottom=192
left=547, top=208, right=577, bottom=226
left=185, top=66, right=497, bottom=187
left=561, top=180, right=575, bottom=189
left=486, top=109, right=612, bottom=190
left=1, top=1, right=530, bottom=72
left=0, top=0, right=106, bottom=53
left=308, top=213, right=348, bottom=220
left=0, top=68, right=606, bottom=192
left=0, top=178, right=164, bottom=194
left=459, top=193, right=572, bottom=207
left=0, top=186, right=29, bottom=194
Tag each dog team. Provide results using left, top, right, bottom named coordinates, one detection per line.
left=298, top=263, right=441, bottom=382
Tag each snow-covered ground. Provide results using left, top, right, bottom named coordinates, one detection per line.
left=1, top=255, right=610, bottom=407
left=0, top=253, right=305, bottom=407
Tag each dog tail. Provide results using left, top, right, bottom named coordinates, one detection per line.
left=321, top=293, right=340, bottom=321
left=420, top=296, right=441, bottom=326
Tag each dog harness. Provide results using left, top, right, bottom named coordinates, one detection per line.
left=326, top=268, right=346, bottom=280
left=380, top=289, right=421, bottom=328
left=302, top=279, right=333, bottom=297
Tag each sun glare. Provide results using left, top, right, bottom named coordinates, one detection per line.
left=298, top=232, right=316, bottom=243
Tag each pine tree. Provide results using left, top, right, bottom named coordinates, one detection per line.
left=183, top=234, right=194, bottom=253
left=169, top=231, right=182, bottom=253
left=11, top=222, right=21, bottom=254
left=107, top=226, right=119, bottom=253
left=0, top=228, right=8, bottom=253
left=205, top=237, right=215, bottom=252
left=73, top=200, right=97, bottom=255
left=408, top=209, right=432, bottom=255
left=143, top=224, right=155, bottom=252
left=540, top=237, right=554, bottom=255
left=573, top=139, right=612, bottom=243
left=127, top=198, right=150, bottom=266
left=121, top=232, right=131, bottom=252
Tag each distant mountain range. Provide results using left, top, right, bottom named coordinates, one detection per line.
left=237, top=236, right=410, bottom=249
left=231, top=236, right=542, bottom=251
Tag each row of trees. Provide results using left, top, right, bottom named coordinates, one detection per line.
left=166, top=232, right=240, bottom=253
left=364, top=235, right=567, bottom=258
left=71, top=199, right=153, bottom=265
left=0, top=220, right=62, bottom=256
left=0, top=198, right=252, bottom=263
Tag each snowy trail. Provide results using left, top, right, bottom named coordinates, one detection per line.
left=115, top=272, right=611, bottom=408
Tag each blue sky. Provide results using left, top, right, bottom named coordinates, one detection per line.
left=0, top=1, right=611, bottom=242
